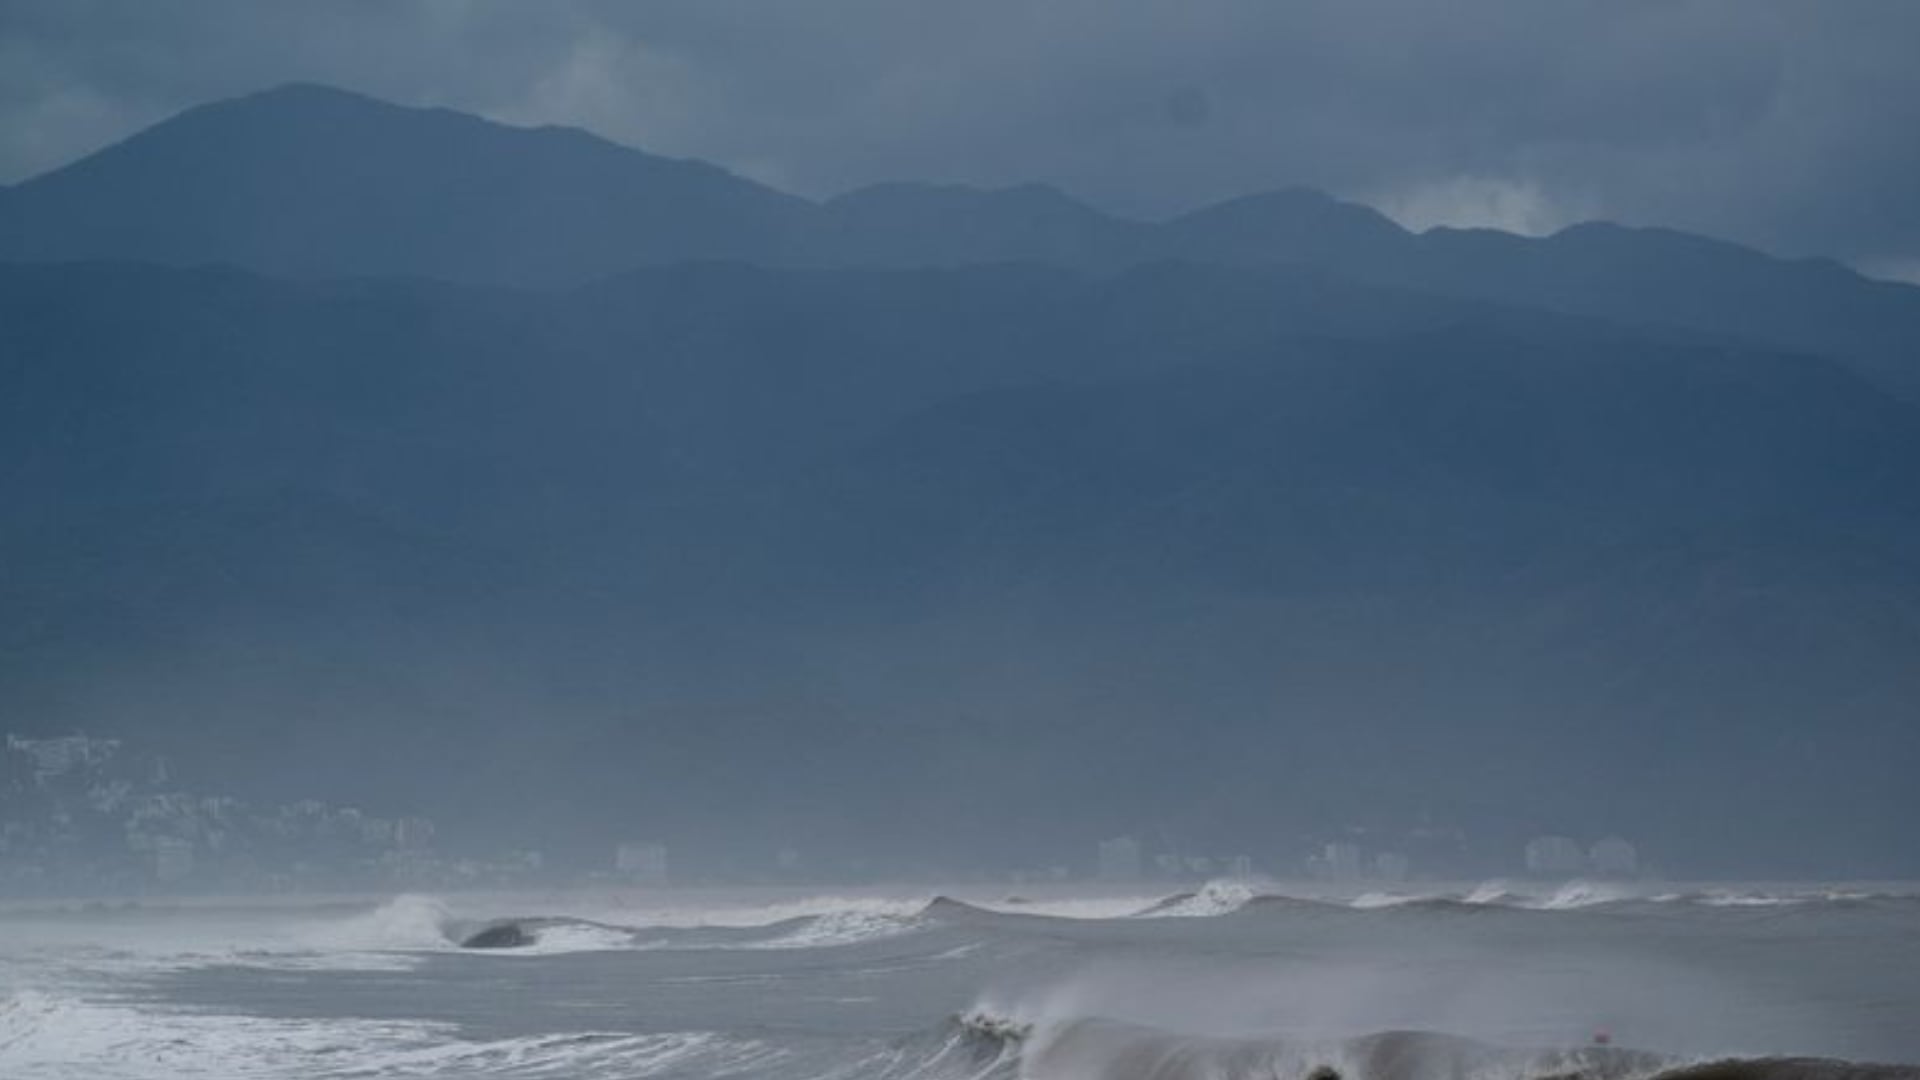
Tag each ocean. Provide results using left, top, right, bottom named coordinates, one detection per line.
left=4, top=881, right=1918, bottom=1078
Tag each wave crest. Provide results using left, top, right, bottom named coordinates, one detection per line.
left=1134, top=879, right=1262, bottom=918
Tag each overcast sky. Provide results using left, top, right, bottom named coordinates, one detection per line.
left=4, top=1, right=1918, bottom=276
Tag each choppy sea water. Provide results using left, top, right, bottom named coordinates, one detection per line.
left=3, top=881, right=1918, bottom=1079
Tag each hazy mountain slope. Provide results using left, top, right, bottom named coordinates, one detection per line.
left=793, top=347, right=1920, bottom=870
left=5, top=84, right=1918, bottom=401
left=1394, top=224, right=1920, bottom=399
left=0, top=84, right=811, bottom=286
left=2, top=260, right=1917, bottom=872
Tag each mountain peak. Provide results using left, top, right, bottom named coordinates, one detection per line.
left=232, top=81, right=388, bottom=107
left=0, top=84, right=808, bottom=286
left=165, top=82, right=449, bottom=133
left=1174, top=186, right=1405, bottom=232
left=1164, top=186, right=1410, bottom=264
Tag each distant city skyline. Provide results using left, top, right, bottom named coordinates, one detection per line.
left=6, top=731, right=1655, bottom=894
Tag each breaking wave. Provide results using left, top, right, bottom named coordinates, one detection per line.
left=958, top=1012, right=1920, bottom=1080
left=733, top=908, right=925, bottom=949
left=321, top=895, right=944, bottom=956
left=10, top=986, right=1913, bottom=1080
left=0, top=988, right=785, bottom=1079
left=1133, top=879, right=1263, bottom=917
left=305, top=886, right=1920, bottom=962
left=11, top=886, right=1917, bottom=1077
left=1101, top=882, right=1920, bottom=921
left=312, top=893, right=463, bottom=951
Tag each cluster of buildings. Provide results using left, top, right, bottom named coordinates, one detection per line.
left=1089, top=831, right=1642, bottom=885
left=1095, top=835, right=1410, bottom=883
left=1305, top=842, right=1411, bottom=882
left=4, top=731, right=1649, bottom=896
left=612, top=841, right=670, bottom=884
left=1523, top=834, right=1640, bottom=878
left=1096, top=836, right=1260, bottom=882
left=0, top=732, right=537, bottom=895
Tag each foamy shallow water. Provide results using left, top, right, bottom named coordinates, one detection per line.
left=4, top=882, right=1919, bottom=1079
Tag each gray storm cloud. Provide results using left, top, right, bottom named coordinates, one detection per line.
left=2, top=0, right=1918, bottom=268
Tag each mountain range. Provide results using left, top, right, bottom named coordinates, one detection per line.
left=1, top=84, right=1916, bottom=876
left=7, top=83, right=1918, bottom=401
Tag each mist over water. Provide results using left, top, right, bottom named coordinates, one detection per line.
left=4, top=883, right=1919, bottom=1079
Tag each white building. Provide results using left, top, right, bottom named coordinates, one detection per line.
left=154, top=837, right=194, bottom=883
left=7, top=733, right=121, bottom=780
left=1315, top=842, right=1364, bottom=881
left=1374, top=852, right=1411, bottom=882
left=1097, top=836, right=1142, bottom=881
left=616, top=842, right=670, bottom=885
left=395, top=817, right=436, bottom=851
left=1589, top=836, right=1639, bottom=877
left=1524, top=835, right=1586, bottom=876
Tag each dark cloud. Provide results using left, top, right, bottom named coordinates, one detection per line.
left=2, top=0, right=1918, bottom=269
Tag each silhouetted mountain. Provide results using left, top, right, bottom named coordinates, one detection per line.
left=1165, top=186, right=1411, bottom=265
left=3, top=260, right=1916, bottom=872
left=5, top=84, right=1918, bottom=401
left=0, top=83, right=811, bottom=286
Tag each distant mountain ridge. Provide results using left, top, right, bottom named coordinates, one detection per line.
left=2, top=83, right=1918, bottom=397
